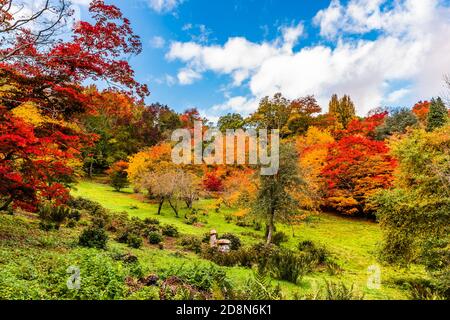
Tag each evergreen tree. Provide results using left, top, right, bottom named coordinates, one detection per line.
left=426, top=97, right=448, bottom=132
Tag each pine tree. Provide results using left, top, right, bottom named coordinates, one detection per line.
left=426, top=97, right=448, bottom=132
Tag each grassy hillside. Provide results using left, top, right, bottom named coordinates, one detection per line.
left=0, top=180, right=427, bottom=300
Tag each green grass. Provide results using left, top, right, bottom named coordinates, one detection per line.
left=0, top=179, right=428, bottom=300
left=70, top=180, right=427, bottom=300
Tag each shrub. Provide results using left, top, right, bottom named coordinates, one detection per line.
left=127, top=233, right=143, bottom=249
left=148, top=232, right=163, bottom=244
left=180, top=236, right=202, bottom=253
left=68, top=197, right=106, bottom=216
left=298, top=240, right=315, bottom=251
left=298, top=240, right=329, bottom=265
left=161, top=264, right=230, bottom=293
left=297, top=281, right=364, bottom=300
left=326, top=259, right=343, bottom=275
left=79, top=226, right=108, bottom=249
left=220, top=233, right=241, bottom=250
left=321, top=281, right=364, bottom=300
left=144, top=225, right=160, bottom=234
left=184, top=212, right=199, bottom=225
left=202, top=246, right=257, bottom=268
left=66, top=220, right=77, bottom=228
left=38, top=204, right=75, bottom=230
left=161, top=224, right=179, bottom=237
left=107, top=160, right=129, bottom=191
left=269, top=248, right=308, bottom=284
left=272, top=231, right=289, bottom=246
left=143, top=217, right=160, bottom=225
left=234, top=270, right=283, bottom=300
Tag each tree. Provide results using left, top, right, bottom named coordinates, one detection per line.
left=217, top=113, right=244, bottom=132
left=137, top=169, right=195, bottom=217
left=285, top=95, right=322, bottom=135
left=426, top=97, right=448, bottom=132
left=203, top=171, right=224, bottom=192
left=0, top=106, right=81, bottom=211
left=412, top=100, right=431, bottom=124
left=0, top=0, right=147, bottom=210
left=0, top=0, right=71, bottom=62
left=247, top=93, right=291, bottom=132
left=328, top=94, right=340, bottom=115
left=107, top=160, right=129, bottom=191
left=296, top=126, right=334, bottom=211
left=375, top=108, right=418, bottom=140
left=321, top=135, right=396, bottom=216
left=252, top=143, right=303, bottom=244
left=328, top=94, right=356, bottom=129
left=373, top=125, right=450, bottom=297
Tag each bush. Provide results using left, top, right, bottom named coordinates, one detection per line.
left=143, top=217, right=160, bottom=225
left=160, top=264, right=230, bottom=294
left=161, top=224, right=179, bottom=237
left=321, top=281, right=364, bottom=300
left=126, top=233, right=143, bottom=249
left=180, top=236, right=202, bottom=253
left=79, top=226, right=108, bottom=249
left=234, top=270, right=283, bottom=300
left=272, top=231, right=289, bottom=246
left=298, top=240, right=329, bottom=265
left=326, top=259, right=343, bottom=275
left=38, top=204, right=76, bottom=230
left=269, top=248, right=308, bottom=284
left=68, top=197, right=106, bottom=216
left=107, top=160, right=129, bottom=192
left=148, top=232, right=163, bottom=244
left=220, top=233, right=241, bottom=250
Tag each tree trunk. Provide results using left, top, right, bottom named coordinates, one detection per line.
left=157, top=199, right=164, bottom=215
left=168, top=198, right=179, bottom=217
left=266, top=210, right=275, bottom=245
left=0, top=197, right=13, bottom=212
left=89, top=160, right=94, bottom=179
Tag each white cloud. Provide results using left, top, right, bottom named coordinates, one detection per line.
left=177, top=68, right=202, bottom=85
left=167, top=0, right=450, bottom=116
left=150, top=36, right=166, bottom=49
left=386, top=88, right=411, bottom=103
left=71, top=0, right=92, bottom=6
left=212, top=96, right=259, bottom=115
left=146, top=0, right=184, bottom=13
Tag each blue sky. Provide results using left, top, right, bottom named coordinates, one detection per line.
left=76, top=0, right=450, bottom=121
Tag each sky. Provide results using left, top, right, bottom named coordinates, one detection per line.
left=74, top=0, right=450, bottom=122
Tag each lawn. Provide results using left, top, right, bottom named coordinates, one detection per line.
left=70, top=180, right=427, bottom=299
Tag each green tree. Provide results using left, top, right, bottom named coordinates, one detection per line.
left=375, top=108, right=418, bottom=140
left=252, top=143, right=304, bottom=244
left=426, top=97, right=448, bottom=132
left=328, top=94, right=340, bottom=115
left=217, top=113, right=245, bottom=132
left=247, top=93, right=291, bottom=132
left=328, top=94, right=356, bottom=129
left=373, top=125, right=450, bottom=298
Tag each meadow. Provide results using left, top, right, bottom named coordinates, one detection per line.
left=0, top=179, right=427, bottom=300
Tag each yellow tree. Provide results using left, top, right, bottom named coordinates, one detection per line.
left=295, top=126, right=334, bottom=211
